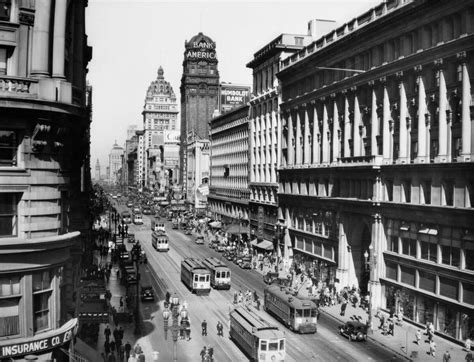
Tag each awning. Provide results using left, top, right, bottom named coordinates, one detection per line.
left=224, top=224, right=244, bottom=235
left=256, top=239, right=274, bottom=250
left=250, top=239, right=259, bottom=247
left=209, top=221, right=222, bottom=229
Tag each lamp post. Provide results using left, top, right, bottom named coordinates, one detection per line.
left=132, top=244, right=141, bottom=335
left=363, top=244, right=377, bottom=334
left=162, top=295, right=189, bottom=362
left=274, top=219, right=285, bottom=264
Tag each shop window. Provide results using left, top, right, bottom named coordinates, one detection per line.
left=0, top=129, right=19, bottom=166
left=441, top=244, right=460, bottom=267
left=401, top=238, right=417, bottom=257
left=416, top=297, right=435, bottom=325
left=439, top=276, right=458, bottom=300
left=420, top=240, right=437, bottom=262
left=438, top=303, right=456, bottom=338
left=386, top=261, right=398, bottom=280
left=400, top=265, right=416, bottom=286
left=388, top=235, right=399, bottom=253
left=463, top=283, right=474, bottom=305
left=418, top=270, right=436, bottom=293
left=0, top=193, right=19, bottom=237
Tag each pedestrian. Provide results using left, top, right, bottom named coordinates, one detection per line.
left=415, top=329, right=421, bottom=345
left=378, top=313, right=385, bottom=329
left=119, top=326, right=124, bottom=341
left=429, top=340, right=437, bottom=357
left=201, top=319, right=207, bottom=336
left=216, top=321, right=223, bottom=337
left=104, top=340, right=111, bottom=356
left=119, top=344, right=125, bottom=362
left=110, top=340, right=116, bottom=353
left=137, top=353, right=145, bottom=362
left=104, top=325, right=111, bottom=342
left=120, top=297, right=124, bottom=312
left=125, top=341, right=132, bottom=360
left=466, top=350, right=474, bottom=362
left=443, top=350, right=451, bottom=362
left=134, top=343, right=143, bottom=355
left=466, top=338, right=473, bottom=351
left=200, top=346, right=207, bottom=362
left=113, top=327, right=119, bottom=343
left=256, top=297, right=261, bottom=311
left=108, top=352, right=117, bottom=362
left=389, top=319, right=395, bottom=336
left=340, top=299, right=347, bottom=317
left=185, top=319, right=191, bottom=340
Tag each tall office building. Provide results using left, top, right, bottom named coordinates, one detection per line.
left=179, top=32, right=220, bottom=204
left=277, top=0, right=474, bottom=343
left=95, top=159, right=101, bottom=181
left=108, top=141, right=124, bottom=184
left=0, top=0, right=92, bottom=359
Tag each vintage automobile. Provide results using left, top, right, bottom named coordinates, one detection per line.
left=195, top=236, right=204, bottom=245
left=338, top=321, right=368, bottom=342
left=216, top=244, right=226, bottom=252
left=263, top=271, right=279, bottom=284
left=140, top=286, right=155, bottom=302
left=239, top=255, right=252, bottom=269
left=184, top=228, right=193, bottom=235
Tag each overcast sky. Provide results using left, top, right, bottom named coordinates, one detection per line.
left=86, top=0, right=380, bottom=170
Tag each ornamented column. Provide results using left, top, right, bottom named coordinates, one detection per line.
left=369, top=81, right=378, bottom=156
left=31, top=0, right=52, bottom=77
left=287, top=110, right=295, bottom=166
left=265, top=110, right=272, bottom=181
left=52, top=0, right=67, bottom=78
left=381, top=77, right=391, bottom=163
left=343, top=91, right=351, bottom=158
left=249, top=110, right=256, bottom=183
left=255, top=114, right=261, bottom=182
left=396, top=71, right=409, bottom=163
left=331, top=94, right=340, bottom=163
left=458, top=51, right=472, bottom=161
left=353, top=89, right=361, bottom=157
left=295, top=107, right=302, bottom=165
left=322, top=100, right=330, bottom=163
left=415, top=65, right=428, bottom=163
left=435, top=59, right=448, bottom=162
left=260, top=111, right=266, bottom=175
left=303, top=104, right=310, bottom=165
left=370, top=213, right=383, bottom=313
left=312, top=101, right=320, bottom=164
left=271, top=105, right=277, bottom=183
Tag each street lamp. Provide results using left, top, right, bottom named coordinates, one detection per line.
left=162, top=295, right=189, bottom=362
left=364, top=244, right=377, bottom=334
left=132, top=244, right=142, bottom=335
left=274, top=219, right=285, bottom=264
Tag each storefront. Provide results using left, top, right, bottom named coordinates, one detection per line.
left=383, top=282, right=474, bottom=342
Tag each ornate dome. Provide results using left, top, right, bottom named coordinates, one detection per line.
left=185, top=32, right=216, bottom=49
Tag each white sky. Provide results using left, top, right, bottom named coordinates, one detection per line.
left=86, top=0, right=380, bottom=169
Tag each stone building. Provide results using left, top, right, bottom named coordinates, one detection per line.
left=246, top=33, right=312, bottom=251
left=277, top=0, right=473, bottom=342
left=209, top=105, right=250, bottom=235
left=108, top=141, right=124, bottom=185
left=0, top=0, right=92, bottom=359
left=179, top=32, right=220, bottom=200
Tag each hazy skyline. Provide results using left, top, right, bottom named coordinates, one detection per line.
left=86, top=0, right=380, bottom=170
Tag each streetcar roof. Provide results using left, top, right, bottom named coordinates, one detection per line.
left=265, top=285, right=318, bottom=309
left=181, top=258, right=210, bottom=272
left=203, top=257, right=229, bottom=269
left=231, top=306, right=284, bottom=339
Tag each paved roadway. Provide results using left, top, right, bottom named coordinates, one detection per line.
left=115, top=201, right=396, bottom=361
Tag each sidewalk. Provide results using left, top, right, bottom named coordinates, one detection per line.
left=251, top=264, right=469, bottom=362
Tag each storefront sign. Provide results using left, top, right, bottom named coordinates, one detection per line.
left=0, top=318, right=78, bottom=358
left=220, top=85, right=251, bottom=113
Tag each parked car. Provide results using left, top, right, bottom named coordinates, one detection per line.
left=216, top=244, right=226, bottom=252
left=338, top=321, right=368, bottom=342
left=240, top=256, right=252, bottom=269
left=184, top=228, right=192, bottom=235
left=263, top=272, right=279, bottom=284
left=195, top=236, right=204, bottom=245
left=140, top=286, right=155, bottom=302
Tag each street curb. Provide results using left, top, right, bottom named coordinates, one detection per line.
left=319, top=309, right=412, bottom=361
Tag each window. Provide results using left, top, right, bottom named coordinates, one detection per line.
left=439, top=276, right=458, bottom=300
left=386, top=261, right=398, bottom=280
left=443, top=179, right=454, bottom=206
left=422, top=180, right=431, bottom=204
left=0, top=0, right=11, bottom=21
left=463, top=283, right=474, bottom=304
left=32, top=271, right=52, bottom=333
left=418, top=270, right=436, bottom=293
left=0, top=298, right=19, bottom=337
left=403, top=179, right=411, bottom=203
left=388, top=235, right=399, bottom=253
left=466, top=248, right=474, bottom=270
left=295, top=37, right=304, bottom=46
left=441, top=244, right=460, bottom=267
left=400, top=265, right=415, bottom=286
left=0, top=193, right=19, bottom=237
left=401, top=238, right=416, bottom=257
left=420, top=241, right=437, bottom=262
left=0, top=129, right=18, bottom=166
left=385, top=179, right=394, bottom=201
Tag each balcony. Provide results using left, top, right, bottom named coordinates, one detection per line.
left=0, top=76, right=38, bottom=97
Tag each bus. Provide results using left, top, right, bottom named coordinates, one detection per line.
left=263, top=285, right=318, bottom=334
left=229, top=306, right=286, bottom=362
left=202, top=257, right=231, bottom=290
left=121, top=211, right=132, bottom=224
left=151, top=230, right=169, bottom=252
left=180, top=258, right=211, bottom=295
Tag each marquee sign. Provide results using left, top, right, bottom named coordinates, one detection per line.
left=0, top=318, right=78, bottom=358
left=220, top=84, right=251, bottom=113
left=186, top=40, right=217, bottom=60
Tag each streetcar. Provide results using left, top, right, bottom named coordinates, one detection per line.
left=202, top=257, right=231, bottom=290
left=263, top=285, right=318, bottom=334
left=151, top=230, right=169, bottom=252
left=121, top=211, right=132, bottom=224
left=180, top=258, right=211, bottom=295
left=229, top=306, right=286, bottom=362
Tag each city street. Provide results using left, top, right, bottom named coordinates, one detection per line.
left=114, top=201, right=396, bottom=362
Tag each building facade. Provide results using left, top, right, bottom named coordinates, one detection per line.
left=179, top=32, right=220, bottom=197
left=94, top=159, right=101, bottom=181
left=246, top=33, right=312, bottom=247
left=209, top=105, right=250, bottom=232
left=186, top=138, right=210, bottom=211
left=108, top=141, right=124, bottom=185
left=141, top=67, right=179, bottom=190
left=0, top=0, right=92, bottom=359
left=277, top=0, right=474, bottom=342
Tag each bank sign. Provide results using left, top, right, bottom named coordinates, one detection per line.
left=220, top=85, right=250, bottom=113
left=0, top=318, right=78, bottom=358
left=186, top=40, right=216, bottom=60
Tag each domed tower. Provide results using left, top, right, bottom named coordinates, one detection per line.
left=179, top=32, right=220, bottom=190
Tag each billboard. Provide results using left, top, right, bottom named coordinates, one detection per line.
left=219, top=84, right=251, bottom=113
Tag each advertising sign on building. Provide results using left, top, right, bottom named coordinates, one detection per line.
left=219, top=84, right=251, bottom=113
left=164, top=130, right=180, bottom=144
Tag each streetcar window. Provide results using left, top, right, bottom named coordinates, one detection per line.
left=199, top=275, right=205, bottom=282
left=269, top=342, right=278, bottom=351
left=194, top=275, right=198, bottom=282
left=311, top=309, right=317, bottom=317
left=260, top=340, right=267, bottom=351
left=279, top=339, right=285, bottom=350
left=303, top=309, right=310, bottom=317
left=216, top=272, right=221, bottom=278
left=296, top=309, right=303, bottom=317
left=206, top=275, right=209, bottom=282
